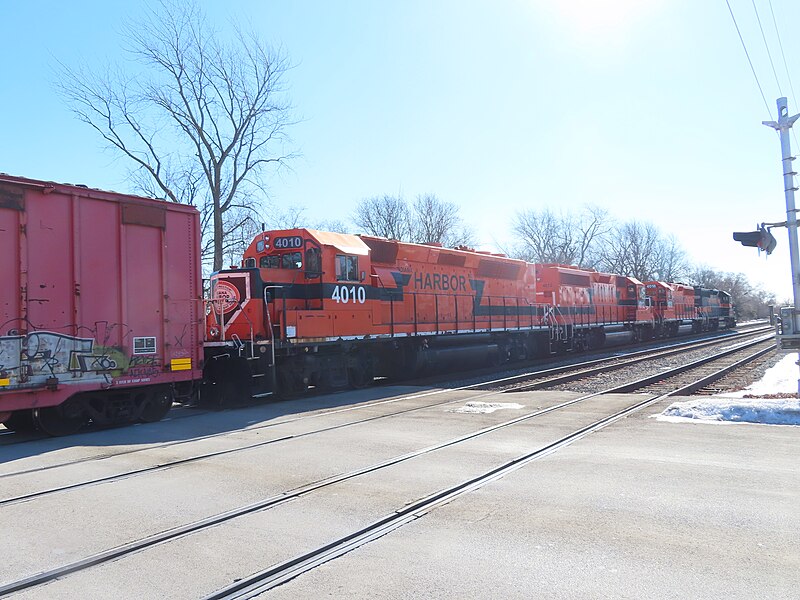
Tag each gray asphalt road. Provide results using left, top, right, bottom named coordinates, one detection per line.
left=3, top=389, right=797, bottom=599
left=265, top=395, right=800, bottom=600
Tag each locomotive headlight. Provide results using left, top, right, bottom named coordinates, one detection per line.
left=209, top=326, right=220, bottom=339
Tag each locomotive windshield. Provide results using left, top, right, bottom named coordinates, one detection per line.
left=259, top=252, right=302, bottom=269
left=281, top=252, right=303, bottom=269
left=260, top=255, right=279, bottom=268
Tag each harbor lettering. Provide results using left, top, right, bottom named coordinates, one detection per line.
left=413, top=272, right=468, bottom=292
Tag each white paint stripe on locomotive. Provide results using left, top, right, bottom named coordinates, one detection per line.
left=214, top=320, right=671, bottom=346
left=307, top=326, right=555, bottom=342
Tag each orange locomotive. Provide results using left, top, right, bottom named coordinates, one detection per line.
left=203, top=228, right=734, bottom=402
left=644, top=281, right=736, bottom=336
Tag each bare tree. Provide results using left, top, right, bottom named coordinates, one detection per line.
left=272, top=207, right=351, bottom=234
left=272, top=206, right=307, bottom=230
left=574, top=205, right=609, bottom=268
left=352, top=194, right=413, bottom=240
left=652, top=234, right=690, bottom=282
left=220, top=208, right=263, bottom=269
left=597, top=220, right=692, bottom=282
left=598, top=221, right=663, bottom=280
left=689, top=267, right=776, bottom=320
left=310, top=219, right=350, bottom=234
left=411, top=194, right=461, bottom=245
left=510, top=205, right=607, bottom=267
left=57, top=0, right=295, bottom=271
left=352, top=193, right=474, bottom=247
left=264, top=206, right=350, bottom=233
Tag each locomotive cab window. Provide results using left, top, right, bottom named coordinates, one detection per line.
left=281, top=252, right=303, bottom=269
left=336, top=255, right=359, bottom=281
left=260, top=255, right=280, bottom=269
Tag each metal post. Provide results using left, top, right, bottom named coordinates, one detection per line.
left=763, top=97, right=800, bottom=393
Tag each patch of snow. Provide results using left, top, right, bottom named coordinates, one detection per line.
left=658, top=398, right=800, bottom=426
left=657, top=352, right=800, bottom=426
left=451, top=401, right=525, bottom=414
left=722, top=352, right=800, bottom=398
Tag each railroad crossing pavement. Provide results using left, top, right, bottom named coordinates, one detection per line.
left=264, top=392, right=800, bottom=600
left=3, top=388, right=798, bottom=599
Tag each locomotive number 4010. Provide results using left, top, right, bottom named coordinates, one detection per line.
left=331, top=285, right=366, bottom=304
left=273, top=236, right=303, bottom=249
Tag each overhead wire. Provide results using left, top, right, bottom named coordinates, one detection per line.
left=724, top=0, right=774, bottom=120
left=768, top=0, right=798, bottom=102
left=751, top=0, right=783, bottom=96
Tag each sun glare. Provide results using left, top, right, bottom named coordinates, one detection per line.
left=534, top=0, right=664, bottom=52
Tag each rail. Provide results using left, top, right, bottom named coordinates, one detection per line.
left=489, top=328, right=774, bottom=393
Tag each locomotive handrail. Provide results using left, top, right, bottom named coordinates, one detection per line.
left=435, top=295, right=439, bottom=334
left=206, top=297, right=226, bottom=340
left=383, top=289, right=685, bottom=339
left=262, top=285, right=283, bottom=392
left=233, top=301, right=256, bottom=357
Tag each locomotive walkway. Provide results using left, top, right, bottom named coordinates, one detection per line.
left=1, top=384, right=797, bottom=599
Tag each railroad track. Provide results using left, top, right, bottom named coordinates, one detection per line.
left=0, top=326, right=779, bottom=598
left=0, top=322, right=771, bottom=446
left=0, top=326, right=775, bottom=499
left=470, top=326, right=774, bottom=393
left=0, top=325, right=772, bottom=480
left=604, top=338, right=777, bottom=396
left=691, top=347, right=783, bottom=395
left=408, top=321, right=772, bottom=390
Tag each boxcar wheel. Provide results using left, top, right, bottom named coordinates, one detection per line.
left=139, top=387, right=174, bottom=423
left=2, top=410, right=37, bottom=432
left=33, top=401, right=88, bottom=436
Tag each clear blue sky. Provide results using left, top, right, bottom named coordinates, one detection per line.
left=3, top=1, right=799, bottom=299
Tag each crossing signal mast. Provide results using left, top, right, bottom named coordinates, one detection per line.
left=757, top=98, right=800, bottom=365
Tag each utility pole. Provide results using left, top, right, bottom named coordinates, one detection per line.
left=763, top=97, right=800, bottom=393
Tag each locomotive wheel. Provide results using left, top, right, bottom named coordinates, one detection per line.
left=277, top=363, right=307, bottom=398
left=2, top=410, right=37, bottom=432
left=347, top=354, right=374, bottom=389
left=139, top=387, right=174, bottom=423
left=33, top=400, right=88, bottom=436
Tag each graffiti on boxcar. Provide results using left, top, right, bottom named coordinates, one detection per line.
left=0, top=330, right=125, bottom=388
left=126, top=355, right=162, bottom=379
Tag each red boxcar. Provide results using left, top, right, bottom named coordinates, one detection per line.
left=0, top=175, right=202, bottom=434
